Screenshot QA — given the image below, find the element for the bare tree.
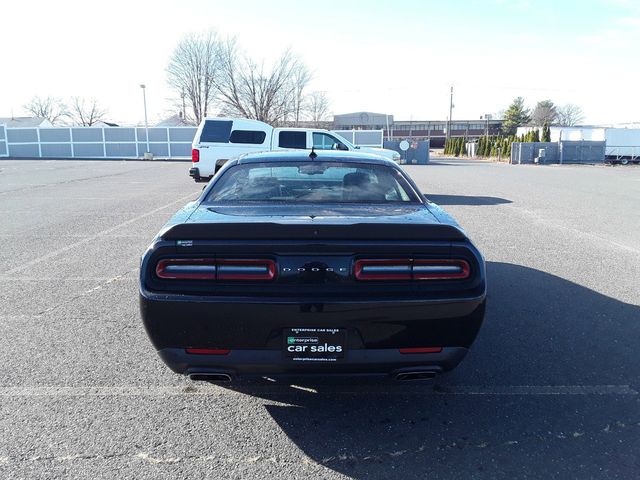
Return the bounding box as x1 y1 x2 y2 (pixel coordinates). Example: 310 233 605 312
215 45 311 126
166 30 221 125
530 99 557 126
306 91 330 125
68 97 108 126
556 104 585 126
23 96 68 125
290 62 311 126
166 32 313 126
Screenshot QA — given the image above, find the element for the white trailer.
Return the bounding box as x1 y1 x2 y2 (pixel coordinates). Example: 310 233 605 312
604 128 640 164
516 126 640 164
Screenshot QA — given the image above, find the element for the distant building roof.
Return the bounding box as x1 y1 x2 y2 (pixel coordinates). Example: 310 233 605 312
0 116 52 128
333 112 393 127
155 114 194 127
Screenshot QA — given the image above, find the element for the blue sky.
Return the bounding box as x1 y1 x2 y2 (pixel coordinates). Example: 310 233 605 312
1 0 638 125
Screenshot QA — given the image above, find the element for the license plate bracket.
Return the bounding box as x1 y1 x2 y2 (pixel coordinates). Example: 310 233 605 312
284 327 346 363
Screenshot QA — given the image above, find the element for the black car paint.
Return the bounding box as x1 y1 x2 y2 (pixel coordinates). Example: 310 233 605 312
140 152 486 380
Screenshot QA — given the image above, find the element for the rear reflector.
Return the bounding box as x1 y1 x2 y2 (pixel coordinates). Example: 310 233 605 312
355 259 470 281
156 258 276 281
192 148 200 163
399 347 443 354
185 348 231 355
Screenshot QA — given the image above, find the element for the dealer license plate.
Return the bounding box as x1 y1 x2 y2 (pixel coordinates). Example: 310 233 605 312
284 327 346 363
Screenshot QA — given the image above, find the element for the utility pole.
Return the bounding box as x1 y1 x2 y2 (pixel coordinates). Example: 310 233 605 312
385 114 390 141
484 113 492 138
140 84 150 156
447 86 454 141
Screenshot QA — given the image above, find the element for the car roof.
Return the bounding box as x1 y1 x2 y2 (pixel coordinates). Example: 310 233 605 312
236 150 397 166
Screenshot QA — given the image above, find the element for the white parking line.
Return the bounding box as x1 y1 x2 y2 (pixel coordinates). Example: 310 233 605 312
506 204 640 256
4 192 198 275
0 384 635 397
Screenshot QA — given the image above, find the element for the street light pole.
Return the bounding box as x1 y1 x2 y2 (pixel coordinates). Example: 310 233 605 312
140 84 150 155
447 85 454 141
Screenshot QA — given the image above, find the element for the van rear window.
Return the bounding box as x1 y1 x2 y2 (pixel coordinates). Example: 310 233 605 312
229 130 267 144
278 131 306 149
199 120 233 143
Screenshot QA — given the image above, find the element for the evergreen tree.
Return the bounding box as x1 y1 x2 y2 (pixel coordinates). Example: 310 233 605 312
542 123 551 142
502 97 530 135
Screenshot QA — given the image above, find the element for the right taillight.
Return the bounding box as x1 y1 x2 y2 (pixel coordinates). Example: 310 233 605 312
412 259 470 280
192 148 200 163
355 259 470 281
354 259 412 281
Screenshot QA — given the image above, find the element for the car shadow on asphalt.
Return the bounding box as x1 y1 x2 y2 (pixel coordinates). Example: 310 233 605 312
426 194 512 206
220 262 639 478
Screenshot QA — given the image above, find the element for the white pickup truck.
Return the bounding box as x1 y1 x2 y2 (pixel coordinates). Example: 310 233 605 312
189 117 400 182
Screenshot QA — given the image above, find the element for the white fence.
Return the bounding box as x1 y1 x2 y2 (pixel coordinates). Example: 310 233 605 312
0 125 385 159
1 125 197 159
0 125 7 157
333 129 383 147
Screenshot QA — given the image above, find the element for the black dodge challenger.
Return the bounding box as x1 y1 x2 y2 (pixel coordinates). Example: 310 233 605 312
140 151 486 382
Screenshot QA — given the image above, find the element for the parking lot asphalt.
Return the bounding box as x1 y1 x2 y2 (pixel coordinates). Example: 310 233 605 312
0 158 638 479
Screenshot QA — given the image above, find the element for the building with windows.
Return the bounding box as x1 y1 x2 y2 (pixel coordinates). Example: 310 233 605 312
333 112 503 147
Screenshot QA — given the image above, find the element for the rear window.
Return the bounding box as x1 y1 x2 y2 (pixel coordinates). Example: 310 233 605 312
278 131 306 149
199 120 232 143
206 161 419 203
229 130 267 144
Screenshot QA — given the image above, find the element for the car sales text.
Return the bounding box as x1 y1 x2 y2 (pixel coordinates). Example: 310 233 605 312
287 343 343 353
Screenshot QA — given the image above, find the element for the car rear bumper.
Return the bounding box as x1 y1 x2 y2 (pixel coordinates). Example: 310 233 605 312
159 346 469 379
140 291 485 376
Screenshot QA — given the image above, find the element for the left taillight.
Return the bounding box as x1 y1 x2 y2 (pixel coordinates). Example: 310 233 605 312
192 148 200 163
155 258 276 281
355 259 470 281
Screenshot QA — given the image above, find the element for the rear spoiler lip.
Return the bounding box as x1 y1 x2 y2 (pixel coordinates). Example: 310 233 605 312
160 222 467 241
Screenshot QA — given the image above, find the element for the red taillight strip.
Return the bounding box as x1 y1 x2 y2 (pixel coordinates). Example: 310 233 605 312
185 348 231 355
355 259 471 281
399 347 443 354
192 148 200 163
354 259 412 281
412 259 470 280
217 259 276 281
156 259 217 280
155 258 276 281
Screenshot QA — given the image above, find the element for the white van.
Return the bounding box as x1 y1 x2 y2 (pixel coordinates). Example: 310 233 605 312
189 117 400 182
